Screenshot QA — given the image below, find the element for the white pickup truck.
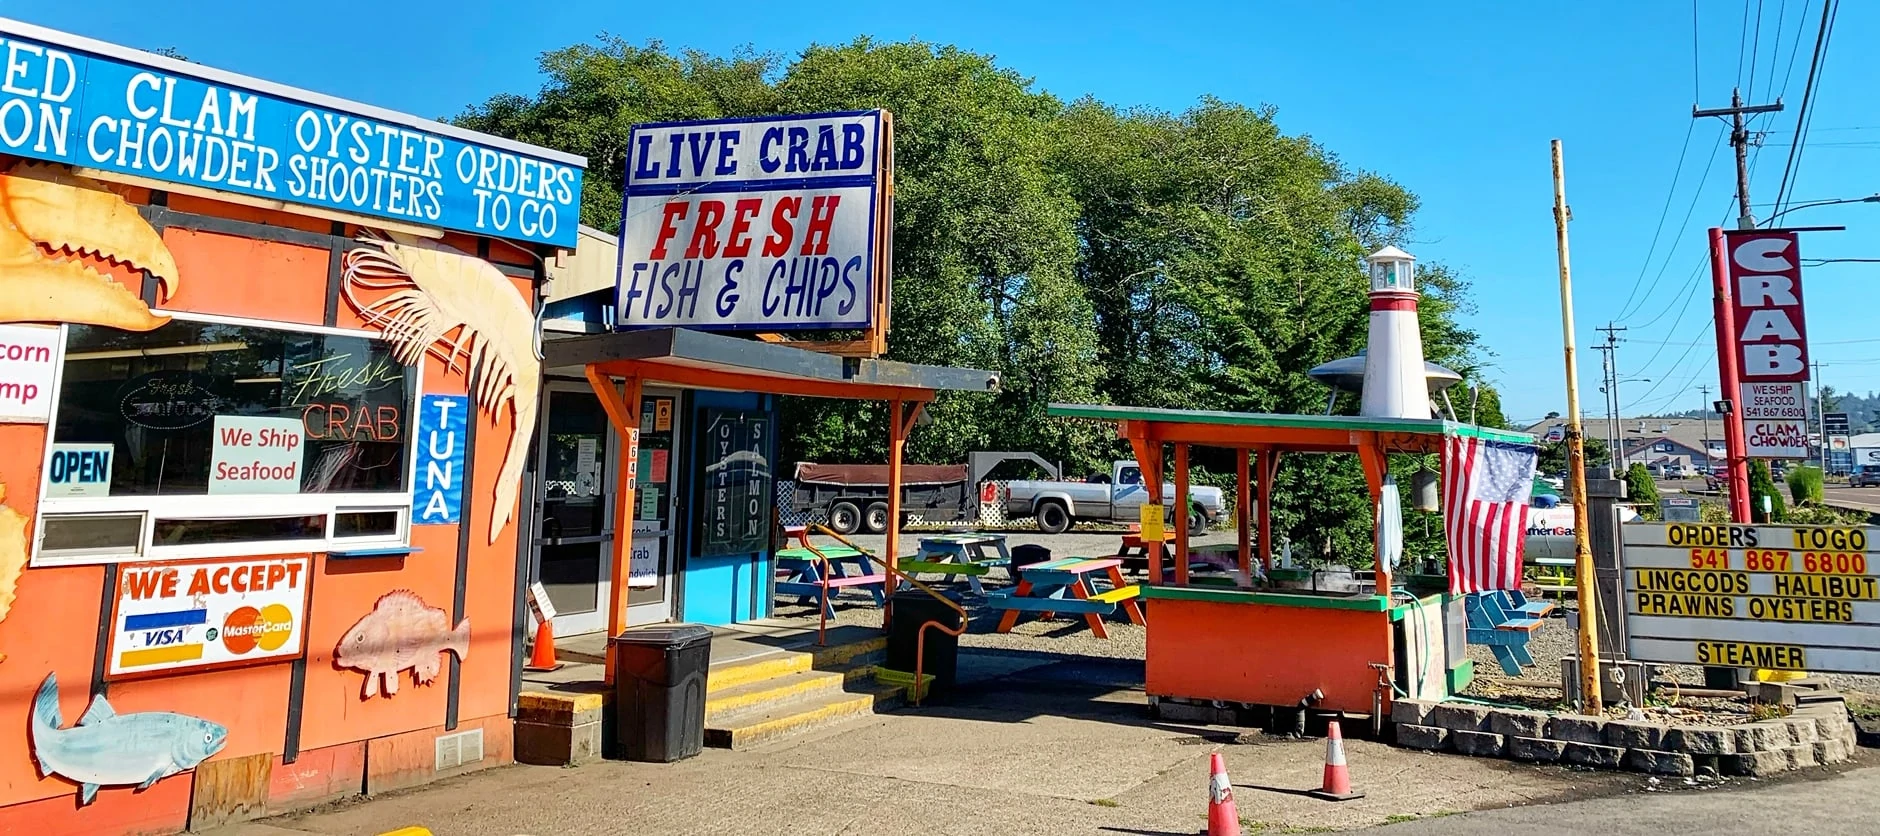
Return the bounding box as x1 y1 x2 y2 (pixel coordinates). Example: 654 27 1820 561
1004 460 1224 535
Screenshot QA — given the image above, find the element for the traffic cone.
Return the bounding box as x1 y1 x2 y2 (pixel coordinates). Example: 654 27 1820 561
524 619 563 672
1205 751 1241 836
1306 720 1364 801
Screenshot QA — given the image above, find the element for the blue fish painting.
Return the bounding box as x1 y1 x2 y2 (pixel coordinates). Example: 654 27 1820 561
30 672 228 805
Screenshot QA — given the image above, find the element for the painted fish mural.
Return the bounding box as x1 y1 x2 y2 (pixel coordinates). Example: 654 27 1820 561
30 672 227 805
337 590 470 699
342 230 540 544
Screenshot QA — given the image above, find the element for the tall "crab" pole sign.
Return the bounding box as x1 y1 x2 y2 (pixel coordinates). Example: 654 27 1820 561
1726 230 1810 460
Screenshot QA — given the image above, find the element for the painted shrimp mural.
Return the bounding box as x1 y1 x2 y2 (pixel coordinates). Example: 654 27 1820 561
0 161 180 661
342 231 540 543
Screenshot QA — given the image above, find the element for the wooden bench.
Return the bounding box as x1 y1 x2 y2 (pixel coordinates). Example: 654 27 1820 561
988 557 1145 639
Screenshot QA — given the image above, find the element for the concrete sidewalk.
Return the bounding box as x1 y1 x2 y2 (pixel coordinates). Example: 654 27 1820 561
227 654 1657 836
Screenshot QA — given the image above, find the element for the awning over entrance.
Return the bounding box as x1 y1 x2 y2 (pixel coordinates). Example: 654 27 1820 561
545 328 999 401
551 328 996 682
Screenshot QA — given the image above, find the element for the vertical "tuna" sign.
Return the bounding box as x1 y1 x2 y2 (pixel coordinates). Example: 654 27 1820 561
1728 231 1810 458
616 112 890 331
413 395 467 524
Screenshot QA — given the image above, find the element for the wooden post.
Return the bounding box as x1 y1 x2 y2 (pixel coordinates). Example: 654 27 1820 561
1551 139 1603 714
1125 425 1164 587
1235 447 1252 585
585 366 642 685
886 400 907 581
1173 443 1190 587
1257 450 1279 572
1357 442 1390 595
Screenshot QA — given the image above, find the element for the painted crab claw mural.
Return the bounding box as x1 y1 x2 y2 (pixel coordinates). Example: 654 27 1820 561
0 162 180 332
343 230 540 543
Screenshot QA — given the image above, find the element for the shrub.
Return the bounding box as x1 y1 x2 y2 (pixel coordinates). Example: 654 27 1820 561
1749 461 1787 523
1787 466 1825 506
1625 463 1660 520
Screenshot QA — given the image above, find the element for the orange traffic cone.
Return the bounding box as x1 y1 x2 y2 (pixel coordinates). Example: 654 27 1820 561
524 619 563 672
1306 720 1364 801
1206 751 1241 836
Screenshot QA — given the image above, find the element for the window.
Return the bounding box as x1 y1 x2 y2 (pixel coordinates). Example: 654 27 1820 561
35 316 418 565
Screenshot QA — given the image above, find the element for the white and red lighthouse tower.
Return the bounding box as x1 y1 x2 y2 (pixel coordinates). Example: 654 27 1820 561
1359 246 1430 419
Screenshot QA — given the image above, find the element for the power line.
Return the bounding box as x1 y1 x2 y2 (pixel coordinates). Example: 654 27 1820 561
1615 120 1698 320
1693 0 1704 101
1737 0 1753 88
1772 0 1839 217
1746 0 1766 100
1616 133 1727 322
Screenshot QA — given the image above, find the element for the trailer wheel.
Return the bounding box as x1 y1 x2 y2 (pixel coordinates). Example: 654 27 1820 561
1035 500 1071 535
829 501 863 535
863 502 890 534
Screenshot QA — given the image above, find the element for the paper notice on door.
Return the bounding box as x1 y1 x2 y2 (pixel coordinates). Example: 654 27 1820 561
575 437 600 496
654 399 673 432
628 538 660 587
640 486 661 520
650 449 669 483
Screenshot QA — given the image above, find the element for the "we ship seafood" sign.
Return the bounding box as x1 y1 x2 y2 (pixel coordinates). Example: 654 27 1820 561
615 112 890 331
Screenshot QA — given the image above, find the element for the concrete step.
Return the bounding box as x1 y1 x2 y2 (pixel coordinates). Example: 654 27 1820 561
706 635 886 692
703 681 905 750
704 663 877 724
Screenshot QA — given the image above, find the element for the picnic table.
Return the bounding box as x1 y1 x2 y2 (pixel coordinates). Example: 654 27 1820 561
900 533 1012 595
1113 534 1223 580
775 529 887 617
987 557 1144 639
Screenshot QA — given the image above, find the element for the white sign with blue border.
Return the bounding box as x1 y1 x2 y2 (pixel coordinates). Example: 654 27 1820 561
616 111 886 331
0 19 585 247
413 394 468 524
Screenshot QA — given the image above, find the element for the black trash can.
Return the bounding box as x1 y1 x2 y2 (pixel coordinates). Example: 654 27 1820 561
886 593 966 695
612 624 712 762
1010 543 1052 577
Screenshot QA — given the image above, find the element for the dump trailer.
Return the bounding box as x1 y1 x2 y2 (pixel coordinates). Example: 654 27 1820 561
789 451 1060 534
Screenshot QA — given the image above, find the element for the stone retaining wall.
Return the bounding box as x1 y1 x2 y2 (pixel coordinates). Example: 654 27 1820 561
1392 692 1856 777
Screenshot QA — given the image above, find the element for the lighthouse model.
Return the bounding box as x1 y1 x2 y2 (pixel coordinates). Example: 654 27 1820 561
1359 246 1431 419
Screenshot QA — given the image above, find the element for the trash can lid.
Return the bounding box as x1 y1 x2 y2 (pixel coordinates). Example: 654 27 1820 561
613 623 713 649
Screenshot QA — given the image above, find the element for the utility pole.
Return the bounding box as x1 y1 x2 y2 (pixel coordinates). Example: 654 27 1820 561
1815 361 1829 473
1693 89 1784 229
1595 343 1616 465
1551 140 1603 715
1598 323 1627 467
1699 384 1714 473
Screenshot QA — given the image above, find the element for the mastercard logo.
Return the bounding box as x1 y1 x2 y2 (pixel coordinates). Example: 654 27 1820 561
221 603 294 654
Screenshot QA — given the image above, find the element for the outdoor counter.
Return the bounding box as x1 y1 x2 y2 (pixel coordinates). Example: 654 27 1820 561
1143 585 1456 715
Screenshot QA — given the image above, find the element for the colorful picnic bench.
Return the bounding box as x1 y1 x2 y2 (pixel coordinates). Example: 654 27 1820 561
775 544 887 617
1464 592 1544 676
987 557 1145 639
900 533 1013 595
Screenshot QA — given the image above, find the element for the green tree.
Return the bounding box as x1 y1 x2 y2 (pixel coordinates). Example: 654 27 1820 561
1625 463 1660 520
1537 437 1611 474
1749 461 1787 523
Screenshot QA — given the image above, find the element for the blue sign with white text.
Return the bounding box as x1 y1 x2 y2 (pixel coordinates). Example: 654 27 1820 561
413 395 468 524
0 22 584 247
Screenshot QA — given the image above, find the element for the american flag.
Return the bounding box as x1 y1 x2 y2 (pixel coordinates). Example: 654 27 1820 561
1443 435 1537 594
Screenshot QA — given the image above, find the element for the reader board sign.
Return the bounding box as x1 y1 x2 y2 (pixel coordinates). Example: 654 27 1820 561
1622 522 1880 673
0 322 60 423
616 111 888 331
106 555 312 678
0 20 583 246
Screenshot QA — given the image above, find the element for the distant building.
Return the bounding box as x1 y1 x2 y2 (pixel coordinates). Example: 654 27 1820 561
1523 416 1724 473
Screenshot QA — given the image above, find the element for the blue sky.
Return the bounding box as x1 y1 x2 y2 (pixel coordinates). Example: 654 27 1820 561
10 0 1878 424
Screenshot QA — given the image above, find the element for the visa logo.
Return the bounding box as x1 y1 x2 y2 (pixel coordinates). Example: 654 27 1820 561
143 629 187 646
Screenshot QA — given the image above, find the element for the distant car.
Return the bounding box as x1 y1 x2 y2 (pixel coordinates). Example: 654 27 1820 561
1851 465 1880 489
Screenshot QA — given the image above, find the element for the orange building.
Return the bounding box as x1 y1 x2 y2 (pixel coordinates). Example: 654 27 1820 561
0 19 584 833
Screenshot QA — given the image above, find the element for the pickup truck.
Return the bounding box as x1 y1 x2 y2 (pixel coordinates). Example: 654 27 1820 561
1004 461 1224 535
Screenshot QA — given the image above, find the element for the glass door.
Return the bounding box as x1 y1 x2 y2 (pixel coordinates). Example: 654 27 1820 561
534 385 612 636
627 389 680 625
